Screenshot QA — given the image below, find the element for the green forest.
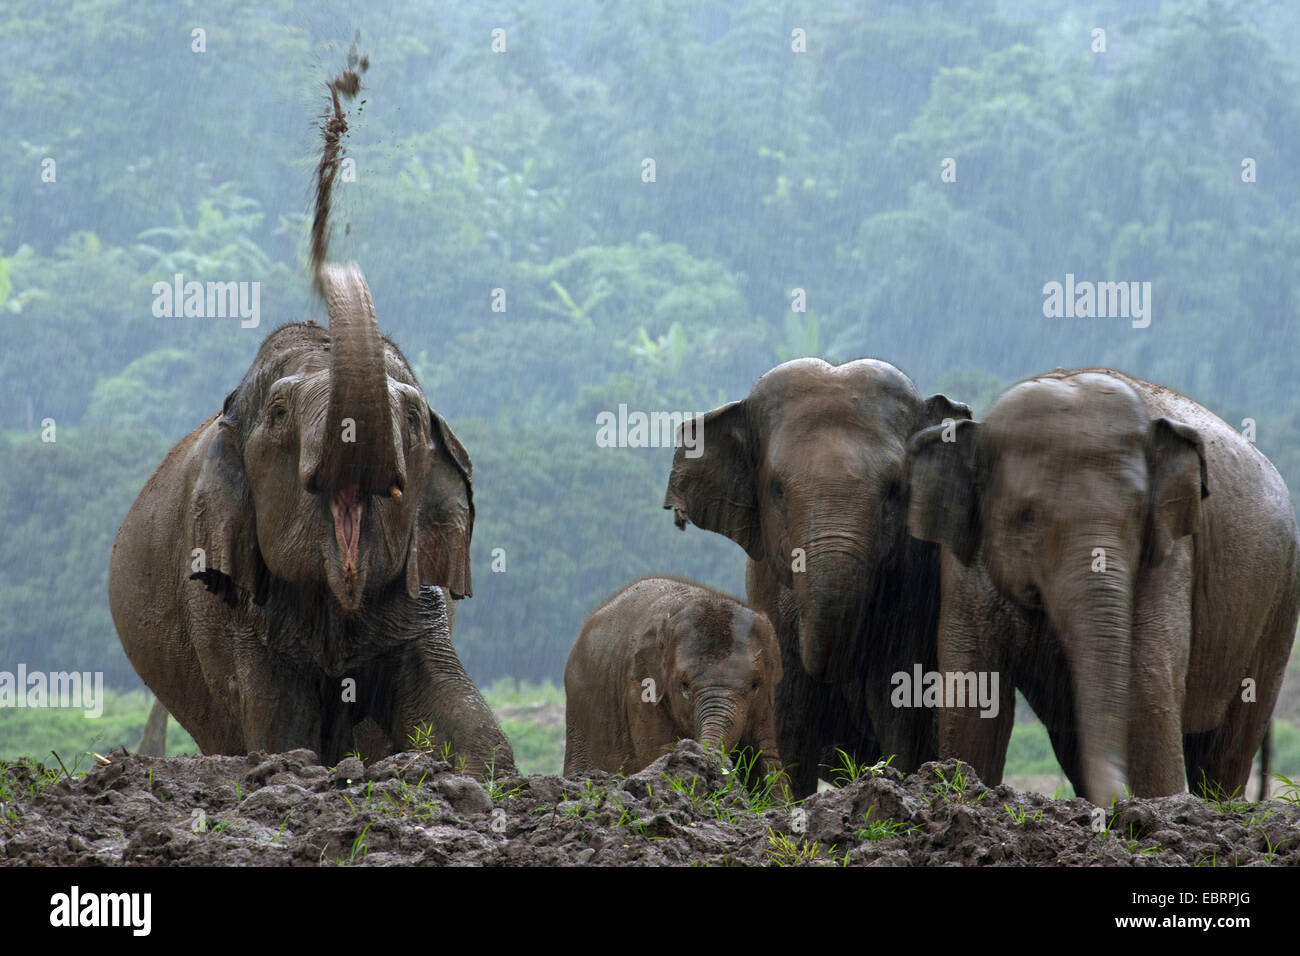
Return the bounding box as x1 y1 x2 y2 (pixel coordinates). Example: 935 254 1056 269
0 0 1297 776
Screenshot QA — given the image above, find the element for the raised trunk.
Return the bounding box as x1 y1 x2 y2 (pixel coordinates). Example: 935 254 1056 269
1045 537 1133 806
315 262 402 499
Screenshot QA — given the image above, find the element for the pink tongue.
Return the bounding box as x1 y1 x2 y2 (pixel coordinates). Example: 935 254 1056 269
331 487 362 577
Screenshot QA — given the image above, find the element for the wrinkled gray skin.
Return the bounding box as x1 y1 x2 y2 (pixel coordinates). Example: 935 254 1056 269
109 264 514 774
665 358 969 796
908 369 1299 805
564 576 784 784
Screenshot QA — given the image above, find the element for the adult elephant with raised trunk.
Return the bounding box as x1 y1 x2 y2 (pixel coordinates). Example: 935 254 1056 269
108 261 515 774
907 368 1299 805
665 358 969 796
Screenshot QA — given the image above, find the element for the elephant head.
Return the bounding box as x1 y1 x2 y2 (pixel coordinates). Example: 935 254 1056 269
665 358 968 681
907 371 1207 803
635 600 782 755
188 262 473 615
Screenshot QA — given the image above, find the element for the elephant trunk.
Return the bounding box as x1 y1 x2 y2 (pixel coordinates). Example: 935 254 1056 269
1045 535 1134 806
694 689 746 756
795 534 869 682
315 261 403 500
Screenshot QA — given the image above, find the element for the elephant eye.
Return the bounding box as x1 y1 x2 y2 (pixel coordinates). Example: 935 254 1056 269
1014 505 1035 527
770 479 784 501
680 680 690 699
406 407 421 431
267 403 288 424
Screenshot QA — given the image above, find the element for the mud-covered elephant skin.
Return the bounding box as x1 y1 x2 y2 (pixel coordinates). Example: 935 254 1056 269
564 576 784 784
907 368 1299 805
108 264 514 774
665 358 970 796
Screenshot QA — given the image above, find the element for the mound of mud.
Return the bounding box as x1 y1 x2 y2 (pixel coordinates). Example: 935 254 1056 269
2 743 1296 866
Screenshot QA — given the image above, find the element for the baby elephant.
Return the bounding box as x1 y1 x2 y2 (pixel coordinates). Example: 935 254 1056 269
564 576 785 784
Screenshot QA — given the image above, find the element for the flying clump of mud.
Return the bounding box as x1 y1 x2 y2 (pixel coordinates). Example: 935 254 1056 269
310 39 370 291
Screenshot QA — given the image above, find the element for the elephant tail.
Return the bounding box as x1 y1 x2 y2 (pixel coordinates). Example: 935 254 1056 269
1257 722 1272 802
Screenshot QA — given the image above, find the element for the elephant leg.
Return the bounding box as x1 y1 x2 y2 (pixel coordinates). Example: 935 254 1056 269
319 689 360 766
236 664 324 755
564 721 590 777
860 637 931 773
1188 578 1298 799
1041 727 1084 796
1019 623 1086 794
226 628 323 753
134 696 169 757
827 700 880 779
936 640 1013 784
773 656 831 796
738 695 791 800
351 716 394 763
935 571 1013 785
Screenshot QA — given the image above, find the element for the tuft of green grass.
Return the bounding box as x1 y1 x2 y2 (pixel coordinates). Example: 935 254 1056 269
766 830 836 866
930 764 986 804
1271 773 1300 806
612 799 648 836
828 749 894 787
347 822 372 864
857 807 918 841
1121 822 1159 855
480 758 523 801
1003 802 1043 825
1195 774 1251 813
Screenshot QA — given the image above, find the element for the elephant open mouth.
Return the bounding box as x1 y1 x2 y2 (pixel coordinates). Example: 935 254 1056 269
330 486 363 578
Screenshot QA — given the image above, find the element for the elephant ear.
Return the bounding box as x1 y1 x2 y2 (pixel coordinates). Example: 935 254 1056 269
1143 417 1207 566
410 409 474 600
189 408 268 606
921 393 973 429
663 400 762 561
631 615 671 706
906 418 982 566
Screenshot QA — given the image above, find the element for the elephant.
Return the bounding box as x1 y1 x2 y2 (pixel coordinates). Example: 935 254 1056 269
107 262 515 774
134 696 168 757
664 358 970 796
563 576 785 786
907 368 1299 805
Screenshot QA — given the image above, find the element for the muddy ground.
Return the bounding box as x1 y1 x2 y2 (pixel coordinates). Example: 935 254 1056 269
2 742 1296 866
